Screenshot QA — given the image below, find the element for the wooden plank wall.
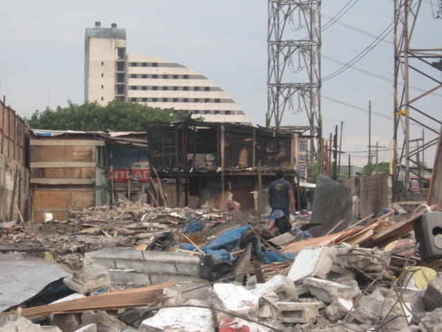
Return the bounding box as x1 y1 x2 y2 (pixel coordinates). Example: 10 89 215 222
30 138 104 222
0 99 29 221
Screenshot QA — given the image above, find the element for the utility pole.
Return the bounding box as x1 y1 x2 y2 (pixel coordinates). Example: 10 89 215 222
348 154 351 178
267 0 322 157
338 121 344 174
368 100 372 165
375 141 379 164
333 125 338 179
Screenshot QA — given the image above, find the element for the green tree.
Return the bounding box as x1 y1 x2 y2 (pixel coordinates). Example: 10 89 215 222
28 101 185 131
362 162 390 176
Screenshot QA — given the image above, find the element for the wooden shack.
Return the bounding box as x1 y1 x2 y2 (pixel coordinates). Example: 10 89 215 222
30 131 107 222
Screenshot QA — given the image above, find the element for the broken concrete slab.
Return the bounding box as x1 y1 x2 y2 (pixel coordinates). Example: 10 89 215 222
81 311 128 332
139 307 214 332
419 308 442 332
423 276 442 311
287 247 335 283
303 277 360 304
0 253 69 312
84 248 202 288
164 280 212 306
0 314 62 332
325 298 353 322
74 324 97 332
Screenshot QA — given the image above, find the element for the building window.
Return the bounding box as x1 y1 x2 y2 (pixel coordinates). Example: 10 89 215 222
173 75 179 79
101 96 104 101
204 87 210 91
152 86 158 90
183 75 189 79
116 85 125 95
116 73 125 83
152 63 158 67
204 98 210 103
101 61 104 66
183 86 189 91
173 98 179 102
101 84 104 89
152 98 158 102
142 86 147 90
142 98 148 102
193 98 199 102
117 47 126 59
215 99 221 103
152 74 158 79
183 98 189 102
173 86 178 91
101 73 104 78
226 111 232 115
116 62 125 71
142 62 148 67
163 75 169 79
163 98 168 102
163 86 169 91
130 62 138 67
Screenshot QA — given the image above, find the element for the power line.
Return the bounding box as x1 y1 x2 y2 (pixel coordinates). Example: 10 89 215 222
323 0 360 31
323 22 394 82
322 95 391 120
323 55 442 98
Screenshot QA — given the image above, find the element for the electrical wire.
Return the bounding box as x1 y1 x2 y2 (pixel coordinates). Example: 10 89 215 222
322 0 360 31
323 55 442 98
323 22 394 82
322 95 392 120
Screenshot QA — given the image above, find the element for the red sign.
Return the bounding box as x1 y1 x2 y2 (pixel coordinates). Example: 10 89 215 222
108 168 151 183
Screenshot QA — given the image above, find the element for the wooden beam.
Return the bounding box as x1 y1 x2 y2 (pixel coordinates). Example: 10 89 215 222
31 178 95 185
21 282 174 319
31 139 105 147
31 162 97 168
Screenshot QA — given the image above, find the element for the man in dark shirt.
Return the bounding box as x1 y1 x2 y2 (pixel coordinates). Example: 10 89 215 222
268 170 296 234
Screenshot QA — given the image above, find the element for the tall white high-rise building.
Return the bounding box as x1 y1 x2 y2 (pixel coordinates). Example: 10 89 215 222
85 22 250 123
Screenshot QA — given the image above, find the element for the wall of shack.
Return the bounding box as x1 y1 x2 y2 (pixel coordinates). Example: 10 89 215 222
0 100 29 221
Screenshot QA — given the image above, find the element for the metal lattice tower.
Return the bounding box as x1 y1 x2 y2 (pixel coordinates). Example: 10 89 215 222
393 0 442 198
266 0 322 154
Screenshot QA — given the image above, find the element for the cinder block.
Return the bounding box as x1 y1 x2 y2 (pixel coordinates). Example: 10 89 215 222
276 301 321 323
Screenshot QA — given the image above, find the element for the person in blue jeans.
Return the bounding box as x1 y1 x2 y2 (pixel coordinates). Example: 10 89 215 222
268 170 296 234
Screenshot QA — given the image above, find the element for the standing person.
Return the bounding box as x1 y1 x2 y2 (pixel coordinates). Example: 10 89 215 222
268 170 296 234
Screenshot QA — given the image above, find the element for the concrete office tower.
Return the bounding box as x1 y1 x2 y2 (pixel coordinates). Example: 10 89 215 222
85 22 127 105
84 22 250 124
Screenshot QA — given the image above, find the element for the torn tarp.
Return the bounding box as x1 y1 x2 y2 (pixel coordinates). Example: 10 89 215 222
180 225 293 266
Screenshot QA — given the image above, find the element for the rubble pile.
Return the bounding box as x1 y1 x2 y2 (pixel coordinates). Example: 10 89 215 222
0 201 242 270
4 202 442 331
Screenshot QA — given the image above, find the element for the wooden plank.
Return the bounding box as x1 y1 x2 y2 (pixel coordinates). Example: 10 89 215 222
31 162 97 168
282 228 362 254
31 139 105 146
32 189 95 210
31 178 95 185
31 146 96 163
21 282 174 319
31 167 96 179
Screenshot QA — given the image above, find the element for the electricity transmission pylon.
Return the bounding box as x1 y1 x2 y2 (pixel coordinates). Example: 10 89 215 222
393 0 442 199
266 0 322 156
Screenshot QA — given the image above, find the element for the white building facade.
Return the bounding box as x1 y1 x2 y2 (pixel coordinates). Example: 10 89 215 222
85 22 250 123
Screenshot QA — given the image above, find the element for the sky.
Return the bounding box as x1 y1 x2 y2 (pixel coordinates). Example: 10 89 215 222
0 0 440 166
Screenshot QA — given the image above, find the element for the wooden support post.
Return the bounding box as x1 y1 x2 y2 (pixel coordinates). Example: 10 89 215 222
176 176 181 207
252 127 256 168
257 167 263 216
